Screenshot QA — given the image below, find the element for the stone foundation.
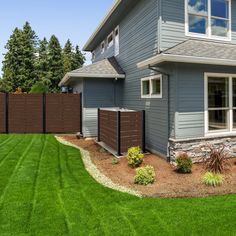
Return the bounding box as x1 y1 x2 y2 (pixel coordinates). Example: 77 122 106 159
169 136 236 163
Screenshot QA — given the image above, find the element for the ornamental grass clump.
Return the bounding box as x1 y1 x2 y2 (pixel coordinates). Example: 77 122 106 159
202 172 224 187
176 153 192 173
127 146 144 168
134 165 155 185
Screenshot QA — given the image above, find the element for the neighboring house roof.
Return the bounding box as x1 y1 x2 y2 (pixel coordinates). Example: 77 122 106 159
137 39 236 69
83 0 136 51
59 57 125 86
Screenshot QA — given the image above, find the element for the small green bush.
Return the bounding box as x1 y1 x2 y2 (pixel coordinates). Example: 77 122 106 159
112 158 119 165
176 153 192 173
134 165 155 185
202 172 224 187
127 147 144 168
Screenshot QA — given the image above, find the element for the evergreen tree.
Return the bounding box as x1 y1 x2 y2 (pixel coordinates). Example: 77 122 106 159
21 22 38 91
36 37 51 87
2 27 23 92
47 35 64 92
63 39 73 73
2 22 37 92
72 45 85 70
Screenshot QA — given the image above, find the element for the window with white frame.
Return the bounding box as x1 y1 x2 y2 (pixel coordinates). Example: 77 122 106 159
101 41 105 54
186 0 231 40
205 73 236 134
141 75 162 98
92 51 95 61
114 26 119 56
107 32 114 48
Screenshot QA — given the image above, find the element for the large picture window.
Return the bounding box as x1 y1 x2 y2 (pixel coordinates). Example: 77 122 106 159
205 73 236 134
186 0 231 40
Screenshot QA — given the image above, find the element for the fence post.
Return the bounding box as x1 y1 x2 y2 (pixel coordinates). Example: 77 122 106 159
97 108 100 142
5 93 9 134
117 111 121 156
43 93 46 133
142 110 146 153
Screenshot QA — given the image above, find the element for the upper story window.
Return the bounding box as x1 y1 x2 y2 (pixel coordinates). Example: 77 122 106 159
114 26 119 56
92 51 95 61
107 32 114 48
101 41 105 54
186 0 231 40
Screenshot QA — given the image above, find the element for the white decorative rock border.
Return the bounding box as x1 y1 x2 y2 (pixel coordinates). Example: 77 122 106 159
55 136 142 198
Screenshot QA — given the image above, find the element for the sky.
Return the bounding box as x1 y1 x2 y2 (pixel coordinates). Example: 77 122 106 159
0 0 114 75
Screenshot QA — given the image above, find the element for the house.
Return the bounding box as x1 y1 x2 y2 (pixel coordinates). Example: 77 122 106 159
59 0 236 162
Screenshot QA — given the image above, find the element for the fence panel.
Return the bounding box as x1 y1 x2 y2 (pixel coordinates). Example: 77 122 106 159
0 94 6 133
0 93 81 134
8 94 43 133
45 94 81 133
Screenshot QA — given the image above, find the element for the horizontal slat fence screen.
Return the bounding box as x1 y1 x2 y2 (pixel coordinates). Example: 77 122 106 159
46 94 81 133
99 110 118 151
0 93 81 134
0 93 6 133
98 109 145 155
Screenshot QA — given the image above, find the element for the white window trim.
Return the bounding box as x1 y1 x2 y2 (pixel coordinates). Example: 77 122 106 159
204 72 236 137
92 51 95 61
185 0 232 41
101 41 105 54
114 25 120 56
141 75 162 99
107 31 114 48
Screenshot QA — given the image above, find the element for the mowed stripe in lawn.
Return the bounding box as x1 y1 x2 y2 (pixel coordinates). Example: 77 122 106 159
0 135 235 236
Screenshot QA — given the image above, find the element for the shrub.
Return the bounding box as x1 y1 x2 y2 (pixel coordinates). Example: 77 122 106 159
204 145 230 174
134 165 155 185
30 81 49 94
112 158 119 165
127 147 144 168
176 153 192 173
202 172 224 187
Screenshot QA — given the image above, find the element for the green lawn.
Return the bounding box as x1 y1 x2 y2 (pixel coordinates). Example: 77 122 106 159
0 134 235 236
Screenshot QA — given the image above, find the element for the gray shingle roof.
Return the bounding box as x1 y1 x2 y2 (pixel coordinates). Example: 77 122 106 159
164 39 236 60
59 57 125 86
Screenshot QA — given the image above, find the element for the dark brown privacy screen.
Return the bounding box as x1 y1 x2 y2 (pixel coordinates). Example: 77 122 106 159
46 94 81 133
99 110 118 151
0 93 6 133
0 93 81 134
98 109 145 155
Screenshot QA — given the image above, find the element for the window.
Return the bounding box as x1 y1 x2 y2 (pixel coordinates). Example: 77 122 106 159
141 75 162 98
186 0 231 40
114 26 119 56
101 41 105 54
92 51 95 61
205 73 236 135
107 32 114 48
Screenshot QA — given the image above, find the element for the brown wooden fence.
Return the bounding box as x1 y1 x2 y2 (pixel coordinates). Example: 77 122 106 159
98 109 145 155
0 93 81 134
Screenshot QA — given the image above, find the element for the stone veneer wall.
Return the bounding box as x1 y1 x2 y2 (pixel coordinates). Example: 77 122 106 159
169 136 236 163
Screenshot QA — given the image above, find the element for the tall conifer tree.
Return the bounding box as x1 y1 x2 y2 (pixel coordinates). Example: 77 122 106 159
48 35 64 92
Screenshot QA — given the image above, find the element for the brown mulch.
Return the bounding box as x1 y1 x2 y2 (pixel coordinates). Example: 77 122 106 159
60 135 236 198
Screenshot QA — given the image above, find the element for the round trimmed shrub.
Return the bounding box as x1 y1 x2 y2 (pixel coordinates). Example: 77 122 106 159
127 146 144 168
134 165 155 185
176 153 192 173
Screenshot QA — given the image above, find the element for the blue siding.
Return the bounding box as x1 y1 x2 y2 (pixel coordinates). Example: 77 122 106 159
115 0 169 155
160 0 236 51
173 63 236 139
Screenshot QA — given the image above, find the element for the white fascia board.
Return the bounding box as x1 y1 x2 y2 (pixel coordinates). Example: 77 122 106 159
83 0 122 51
59 72 125 87
137 54 236 69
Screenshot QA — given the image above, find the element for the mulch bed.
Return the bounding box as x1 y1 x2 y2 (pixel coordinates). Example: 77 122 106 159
61 135 236 198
